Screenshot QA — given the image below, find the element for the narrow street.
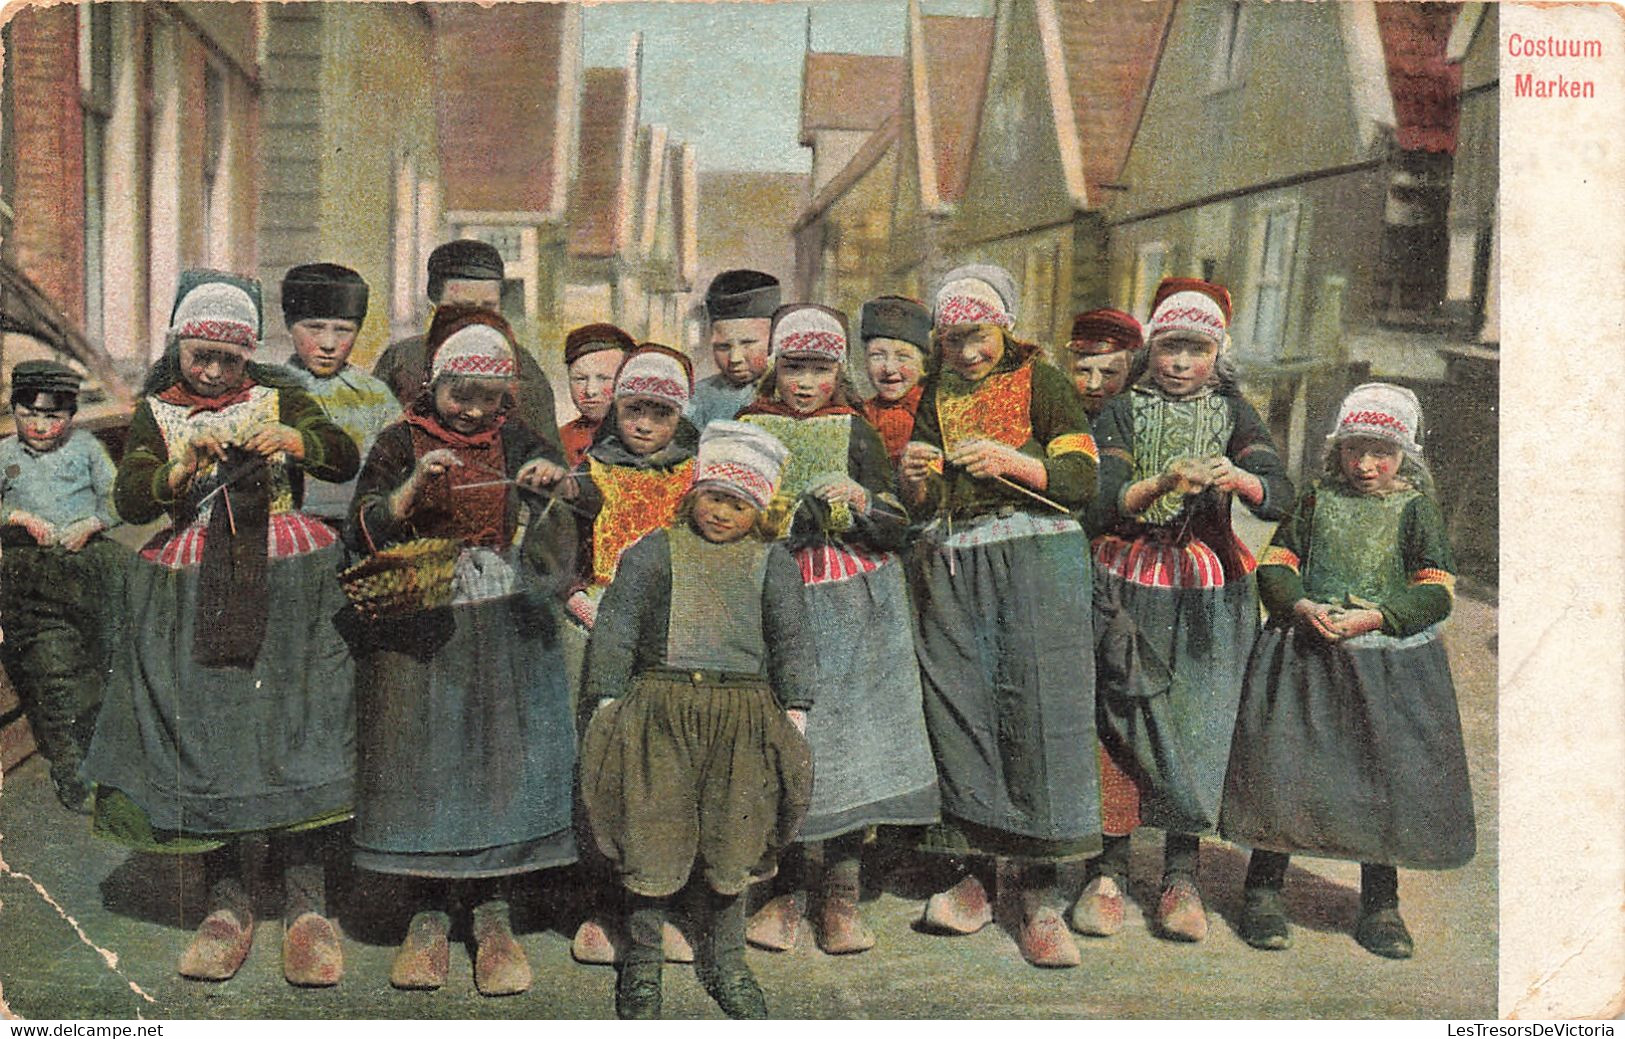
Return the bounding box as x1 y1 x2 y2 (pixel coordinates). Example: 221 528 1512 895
0 594 1496 1019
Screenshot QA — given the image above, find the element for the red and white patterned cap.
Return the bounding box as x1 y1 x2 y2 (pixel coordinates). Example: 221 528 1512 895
692 420 788 509
615 346 693 411
429 323 516 382
170 281 260 352
1328 382 1423 455
1148 289 1229 342
933 264 1018 331
770 304 848 363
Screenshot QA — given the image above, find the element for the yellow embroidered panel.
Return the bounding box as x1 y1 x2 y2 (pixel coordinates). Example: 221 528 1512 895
935 365 1033 453
589 458 696 586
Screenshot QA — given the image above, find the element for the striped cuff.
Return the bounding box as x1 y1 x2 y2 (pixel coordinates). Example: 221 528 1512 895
1411 567 1457 598
1259 545 1300 573
1046 432 1098 461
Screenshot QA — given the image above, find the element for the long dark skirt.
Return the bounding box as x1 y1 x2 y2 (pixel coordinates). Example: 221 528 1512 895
909 513 1100 859
352 593 577 878
580 672 812 898
83 539 353 841
1220 623 1476 868
796 551 939 841
1093 562 1257 836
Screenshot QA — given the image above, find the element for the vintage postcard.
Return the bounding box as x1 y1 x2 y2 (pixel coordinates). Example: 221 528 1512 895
0 0 1616 1022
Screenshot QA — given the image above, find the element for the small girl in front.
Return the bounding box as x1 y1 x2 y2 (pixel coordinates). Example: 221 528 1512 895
579 420 813 1020
1087 277 1292 943
1221 383 1474 959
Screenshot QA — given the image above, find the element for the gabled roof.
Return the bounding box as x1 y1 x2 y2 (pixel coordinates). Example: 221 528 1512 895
1048 0 1175 200
1375 1 1461 153
919 15 994 206
795 111 900 232
799 52 906 144
569 65 640 259
434 3 577 218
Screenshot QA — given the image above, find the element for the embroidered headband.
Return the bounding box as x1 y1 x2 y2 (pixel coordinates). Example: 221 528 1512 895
171 281 261 352
691 419 789 509
1327 382 1423 455
430 324 516 381
770 304 848 363
615 346 693 412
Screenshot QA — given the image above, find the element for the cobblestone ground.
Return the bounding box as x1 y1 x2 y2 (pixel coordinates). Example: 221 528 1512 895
0 589 1496 1020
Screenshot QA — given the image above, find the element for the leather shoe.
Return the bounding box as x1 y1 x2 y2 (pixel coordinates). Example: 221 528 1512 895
1237 888 1292 951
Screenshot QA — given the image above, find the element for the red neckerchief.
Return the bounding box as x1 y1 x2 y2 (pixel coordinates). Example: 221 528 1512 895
404 398 507 449
155 378 259 417
736 396 858 420
864 384 924 414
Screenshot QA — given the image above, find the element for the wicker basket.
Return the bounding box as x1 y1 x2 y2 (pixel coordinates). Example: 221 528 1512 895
339 537 461 620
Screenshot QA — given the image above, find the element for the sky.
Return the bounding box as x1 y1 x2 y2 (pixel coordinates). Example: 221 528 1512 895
582 0 991 173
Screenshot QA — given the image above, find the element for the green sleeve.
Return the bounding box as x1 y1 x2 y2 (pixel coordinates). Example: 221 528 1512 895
1226 396 1293 521
1028 362 1096 510
1256 488 1315 619
762 542 818 710
1085 394 1134 535
1377 494 1457 636
279 386 361 485
581 530 669 703
905 378 947 519
845 417 909 550
113 401 178 525
343 423 417 553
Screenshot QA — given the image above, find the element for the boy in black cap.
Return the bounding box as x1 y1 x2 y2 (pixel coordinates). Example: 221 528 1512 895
282 263 400 522
371 239 560 447
685 270 780 430
0 360 125 812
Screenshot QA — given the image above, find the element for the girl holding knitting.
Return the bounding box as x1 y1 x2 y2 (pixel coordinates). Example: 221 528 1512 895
82 270 361 987
1085 277 1292 943
578 420 813 1019
898 264 1101 969
343 305 579 996
733 303 939 958
1220 383 1474 959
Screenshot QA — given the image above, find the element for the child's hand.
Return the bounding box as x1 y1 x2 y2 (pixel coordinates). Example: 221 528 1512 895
516 458 575 498
1293 599 1342 642
899 442 942 487
566 590 598 629
807 475 868 511
413 449 463 483
9 510 57 547
240 422 305 460
171 433 228 491
57 518 104 553
1163 457 1213 496
1205 457 1264 505
786 708 808 735
948 439 1022 480
1325 607 1384 639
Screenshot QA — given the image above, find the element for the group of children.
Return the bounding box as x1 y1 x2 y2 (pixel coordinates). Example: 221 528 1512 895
1 249 1475 1019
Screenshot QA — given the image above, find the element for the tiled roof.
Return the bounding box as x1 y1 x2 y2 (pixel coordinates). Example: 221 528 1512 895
435 3 571 214
921 15 994 204
1375 1 1461 154
569 67 637 258
800 52 906 142
1050 0 1175 199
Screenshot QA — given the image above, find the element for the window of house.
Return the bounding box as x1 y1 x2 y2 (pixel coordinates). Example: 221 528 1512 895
80 3 113 341
1208 2 1248 92
1132 242 1168 321
1243 202 1300 359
